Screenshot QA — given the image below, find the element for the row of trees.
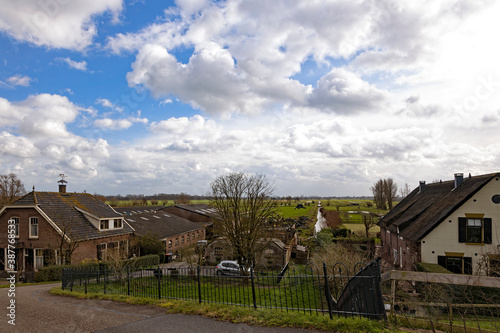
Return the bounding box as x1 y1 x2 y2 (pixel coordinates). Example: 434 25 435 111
370 178 398 210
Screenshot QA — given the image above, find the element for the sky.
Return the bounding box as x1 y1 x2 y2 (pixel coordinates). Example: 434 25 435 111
1 0 500 197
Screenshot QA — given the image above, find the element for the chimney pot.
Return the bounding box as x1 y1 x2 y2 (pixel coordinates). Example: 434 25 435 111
419 181 426 192
58 176 67 194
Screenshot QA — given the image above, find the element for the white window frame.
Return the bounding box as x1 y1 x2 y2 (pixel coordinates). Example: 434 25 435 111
29 217 39 238
12 217 19 238
100 219 109 230
114 218 123 229
35 249 44 270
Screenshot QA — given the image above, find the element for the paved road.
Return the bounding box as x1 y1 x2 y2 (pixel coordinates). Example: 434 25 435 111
0 283 326 333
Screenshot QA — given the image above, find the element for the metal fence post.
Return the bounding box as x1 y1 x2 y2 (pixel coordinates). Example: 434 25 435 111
127 266 130 296
251 266 257 309
323 263 333 319
103 266 106 294
157 265 161 300
197 265 202 304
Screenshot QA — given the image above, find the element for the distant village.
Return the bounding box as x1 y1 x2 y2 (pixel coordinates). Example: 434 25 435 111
1 172 499 281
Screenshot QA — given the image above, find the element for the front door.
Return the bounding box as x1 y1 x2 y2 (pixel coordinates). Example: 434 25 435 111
25 249 34 271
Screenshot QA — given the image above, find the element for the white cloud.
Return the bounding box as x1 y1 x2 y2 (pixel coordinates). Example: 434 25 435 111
0 94 79 137
0 0 123 50
94 118 133 130
159 99 172 105
94 114 148 130
95 98 123 112
6 74 32 87
57 57 88 71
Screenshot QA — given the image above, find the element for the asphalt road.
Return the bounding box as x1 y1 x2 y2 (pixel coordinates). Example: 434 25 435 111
0 283 327 333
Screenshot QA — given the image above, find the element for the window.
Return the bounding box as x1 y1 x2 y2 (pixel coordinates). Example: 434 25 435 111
35 249 44 269
114 219 122 229
100 220 109 230
168 240 172 248
97 243 107 261
12 217 19 237
187 233 190 242
181 236 184 244
175 238 179 246
215 247 223 255
119 240 129 256
438 255 472 274
30 217 39 238
55 249 62 266
458 217 492 244
466 219 481 243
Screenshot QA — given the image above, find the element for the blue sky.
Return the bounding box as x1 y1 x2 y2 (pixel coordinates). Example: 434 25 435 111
1 0 500 197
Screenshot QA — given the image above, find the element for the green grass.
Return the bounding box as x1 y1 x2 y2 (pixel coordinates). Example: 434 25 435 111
50 286 395 333
343 223 380 237
64 274 327 311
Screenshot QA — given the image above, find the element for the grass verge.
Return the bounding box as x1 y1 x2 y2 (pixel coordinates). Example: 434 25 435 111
50 287 399 332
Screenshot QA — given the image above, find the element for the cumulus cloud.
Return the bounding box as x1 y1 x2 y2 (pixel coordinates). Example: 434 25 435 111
0 94 79 137
0 0 123 50
307 68 388 113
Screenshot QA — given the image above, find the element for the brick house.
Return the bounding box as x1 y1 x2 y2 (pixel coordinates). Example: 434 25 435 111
0 181 134 274
205 238 293 267
120 209 205 254
378 173 500 275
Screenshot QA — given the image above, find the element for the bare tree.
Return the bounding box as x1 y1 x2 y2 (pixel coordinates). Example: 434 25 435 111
370 178 398 210
359 210 378 238
383 178 398 210
371 179 387 210
208 172 276 270
399 183 411 199
0 173 26 205
175 193 191 204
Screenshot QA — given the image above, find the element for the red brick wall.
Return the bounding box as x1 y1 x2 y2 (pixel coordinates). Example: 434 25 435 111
163 227 205 253
380 227 420 271
0 207 133 268
0 207 63 251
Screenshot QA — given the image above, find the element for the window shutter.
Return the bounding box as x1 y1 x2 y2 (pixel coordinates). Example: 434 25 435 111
464 257 472 275
458 217 467 243
438 256 446 269
484 218 492 244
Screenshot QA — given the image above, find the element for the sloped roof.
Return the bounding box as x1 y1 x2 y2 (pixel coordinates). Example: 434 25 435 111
174 204 218 217
378 173 499 242
124 211 203 239
113 205 166 215
10 191 133 241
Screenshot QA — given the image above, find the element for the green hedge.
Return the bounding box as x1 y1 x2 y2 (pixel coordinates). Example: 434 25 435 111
34 254 161 282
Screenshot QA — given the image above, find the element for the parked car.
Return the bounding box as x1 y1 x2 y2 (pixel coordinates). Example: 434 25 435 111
215 260 246 275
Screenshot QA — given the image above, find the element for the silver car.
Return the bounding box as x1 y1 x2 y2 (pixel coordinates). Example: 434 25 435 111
215 260 242 275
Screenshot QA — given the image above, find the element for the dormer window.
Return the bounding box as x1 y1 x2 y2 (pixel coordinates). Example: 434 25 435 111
114 219 122 229
100 220 109 230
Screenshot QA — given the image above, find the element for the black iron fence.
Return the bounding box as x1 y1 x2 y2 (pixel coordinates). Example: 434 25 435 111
62 258 385 320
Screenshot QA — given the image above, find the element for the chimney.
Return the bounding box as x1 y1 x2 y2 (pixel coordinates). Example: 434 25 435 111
454 173 464 188
418 181 426 193
58 174 67 194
